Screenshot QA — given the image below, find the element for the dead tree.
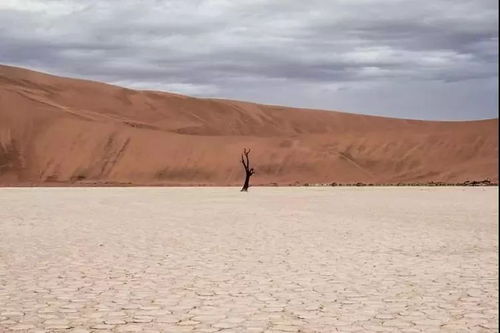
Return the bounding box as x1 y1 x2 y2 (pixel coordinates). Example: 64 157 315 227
240 148 255 191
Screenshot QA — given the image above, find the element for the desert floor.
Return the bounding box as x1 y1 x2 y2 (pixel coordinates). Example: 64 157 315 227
0 187 498 333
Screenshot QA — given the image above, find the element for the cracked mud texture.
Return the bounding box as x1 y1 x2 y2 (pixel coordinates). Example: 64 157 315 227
0 187 498 332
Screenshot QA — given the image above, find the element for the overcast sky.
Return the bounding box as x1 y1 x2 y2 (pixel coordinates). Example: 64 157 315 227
0 0 498 120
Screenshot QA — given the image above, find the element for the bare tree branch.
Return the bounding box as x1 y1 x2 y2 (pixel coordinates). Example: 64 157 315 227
241 154 248 168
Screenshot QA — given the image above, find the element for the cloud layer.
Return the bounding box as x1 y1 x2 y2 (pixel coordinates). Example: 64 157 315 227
1 0 498 119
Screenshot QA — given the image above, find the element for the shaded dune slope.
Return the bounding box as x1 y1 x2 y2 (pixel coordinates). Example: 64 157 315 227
0 64 498 185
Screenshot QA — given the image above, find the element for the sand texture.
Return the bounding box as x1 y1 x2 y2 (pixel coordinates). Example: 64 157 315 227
0 187 498 332
0 65 498 186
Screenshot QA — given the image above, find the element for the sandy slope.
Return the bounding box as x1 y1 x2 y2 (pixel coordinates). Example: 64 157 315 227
0 64 498 185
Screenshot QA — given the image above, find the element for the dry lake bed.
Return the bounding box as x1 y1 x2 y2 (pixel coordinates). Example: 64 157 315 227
0 187 498 332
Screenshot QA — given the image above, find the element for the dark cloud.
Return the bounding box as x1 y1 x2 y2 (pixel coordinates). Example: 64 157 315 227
0 0 497 119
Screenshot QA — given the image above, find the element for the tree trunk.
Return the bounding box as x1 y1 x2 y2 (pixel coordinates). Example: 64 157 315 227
241 172 251 191
240 148 254 192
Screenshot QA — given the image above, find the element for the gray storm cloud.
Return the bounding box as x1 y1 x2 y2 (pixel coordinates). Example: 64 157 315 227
0 0 497 120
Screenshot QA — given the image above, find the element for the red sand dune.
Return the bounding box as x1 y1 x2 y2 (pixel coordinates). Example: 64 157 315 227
0 64 498 186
